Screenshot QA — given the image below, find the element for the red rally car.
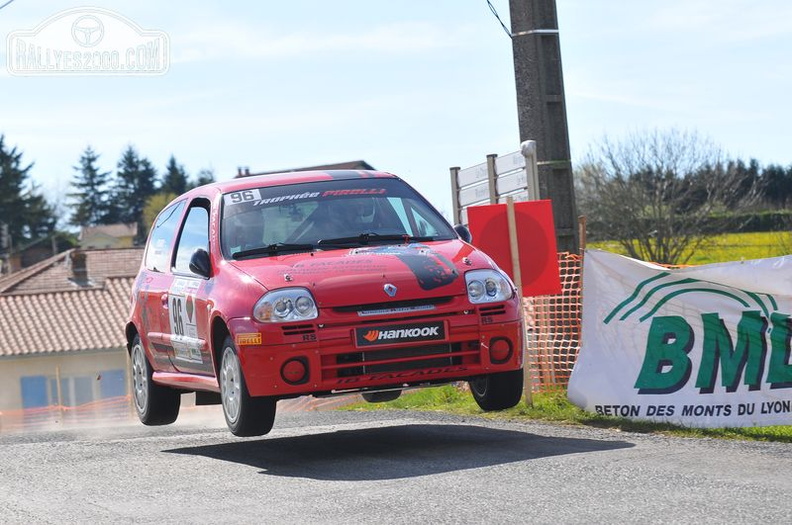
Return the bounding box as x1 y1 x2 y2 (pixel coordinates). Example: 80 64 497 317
127 170 525 436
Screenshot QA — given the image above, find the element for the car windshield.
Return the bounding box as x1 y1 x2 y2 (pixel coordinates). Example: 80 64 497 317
221 177 457 259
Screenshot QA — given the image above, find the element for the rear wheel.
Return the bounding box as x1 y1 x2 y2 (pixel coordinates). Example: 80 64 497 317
220 336 276 437
361 390 402 403
469 369 524 411
130 336 180 425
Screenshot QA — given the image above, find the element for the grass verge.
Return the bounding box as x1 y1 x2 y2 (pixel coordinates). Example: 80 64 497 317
343 385 792 443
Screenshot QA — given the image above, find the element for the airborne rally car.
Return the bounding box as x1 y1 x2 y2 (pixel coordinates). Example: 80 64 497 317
127 170 524 436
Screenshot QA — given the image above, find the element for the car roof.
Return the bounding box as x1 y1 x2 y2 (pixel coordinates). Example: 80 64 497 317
189 169 400 197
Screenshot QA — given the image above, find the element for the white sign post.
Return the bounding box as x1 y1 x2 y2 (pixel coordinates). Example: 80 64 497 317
449 140 539 226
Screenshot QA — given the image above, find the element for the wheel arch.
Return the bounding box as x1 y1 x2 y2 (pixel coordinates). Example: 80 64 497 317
210 315 230 377
125 322 139 354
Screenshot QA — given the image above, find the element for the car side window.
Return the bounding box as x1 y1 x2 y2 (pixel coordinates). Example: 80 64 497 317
173 202 210 275
145 200 185 272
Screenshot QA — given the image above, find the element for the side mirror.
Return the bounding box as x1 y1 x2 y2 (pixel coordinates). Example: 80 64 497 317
189 248 211 278
454 224 472 243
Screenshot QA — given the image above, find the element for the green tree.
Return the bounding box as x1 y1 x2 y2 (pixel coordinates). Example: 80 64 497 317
762 164 792 208
142 192 178 233
110 146 158 239
68 146 112 227
160 155 188 195
190 167 215 189
576 129 760 264
0 135 56 251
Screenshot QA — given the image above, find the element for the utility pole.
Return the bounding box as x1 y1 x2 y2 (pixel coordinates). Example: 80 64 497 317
509 0 579 253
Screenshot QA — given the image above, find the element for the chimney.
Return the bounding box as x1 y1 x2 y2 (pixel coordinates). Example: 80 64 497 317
244 166 250 176
69 250 89 285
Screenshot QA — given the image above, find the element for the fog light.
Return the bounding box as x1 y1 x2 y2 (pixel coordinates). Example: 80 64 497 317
281 358 309 385
489 337 513 364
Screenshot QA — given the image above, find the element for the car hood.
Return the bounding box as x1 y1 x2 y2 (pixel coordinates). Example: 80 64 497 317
227 240 491 307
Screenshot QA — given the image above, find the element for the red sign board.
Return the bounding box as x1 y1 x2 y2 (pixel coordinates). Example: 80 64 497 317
467 200 561 296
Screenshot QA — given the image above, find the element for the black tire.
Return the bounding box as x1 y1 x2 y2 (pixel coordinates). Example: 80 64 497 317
361 390 402 403
130 335 181 425
469 369 524 411
219 336 277 437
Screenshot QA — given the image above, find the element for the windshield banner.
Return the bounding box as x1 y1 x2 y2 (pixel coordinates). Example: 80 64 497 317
568 249 792 428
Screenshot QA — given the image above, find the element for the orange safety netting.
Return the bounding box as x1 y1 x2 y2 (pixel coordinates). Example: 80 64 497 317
0 396 133 433
524 252 583 392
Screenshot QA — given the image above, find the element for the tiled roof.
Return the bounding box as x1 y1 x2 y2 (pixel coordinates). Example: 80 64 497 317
0 277 133 356
0 248 144 356
0 248 143 295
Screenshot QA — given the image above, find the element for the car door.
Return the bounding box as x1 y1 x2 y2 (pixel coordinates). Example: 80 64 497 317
165 198 213 375
139 199 186 371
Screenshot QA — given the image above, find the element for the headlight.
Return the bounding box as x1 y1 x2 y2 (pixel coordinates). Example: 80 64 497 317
465 269 514 304
253 287 318 323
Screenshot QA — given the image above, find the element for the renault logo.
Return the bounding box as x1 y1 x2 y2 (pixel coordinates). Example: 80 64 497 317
384 284 397 297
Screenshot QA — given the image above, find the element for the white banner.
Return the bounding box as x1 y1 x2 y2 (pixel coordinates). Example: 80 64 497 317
568 250 792 428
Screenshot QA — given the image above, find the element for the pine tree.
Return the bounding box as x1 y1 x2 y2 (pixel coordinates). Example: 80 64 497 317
68 146 112 227
160 155 188 195
190 168 216 189
110 146 158 242
0 135 56 250
111 146 157 224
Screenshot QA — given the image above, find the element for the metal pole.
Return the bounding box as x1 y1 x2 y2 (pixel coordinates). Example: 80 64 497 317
449 167 461 224
486 154 499 204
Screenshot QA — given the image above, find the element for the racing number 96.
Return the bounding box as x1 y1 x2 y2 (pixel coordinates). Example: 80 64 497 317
172 297 184 336
230 190 256 204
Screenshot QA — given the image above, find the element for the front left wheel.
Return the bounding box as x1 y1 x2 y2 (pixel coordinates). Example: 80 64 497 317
219 336 277 437
130 336 181 425
469 369 524 411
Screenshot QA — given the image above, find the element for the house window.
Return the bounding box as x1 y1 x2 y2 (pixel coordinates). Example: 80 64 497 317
99 369 127 398
20 376 50 409
20 369 127 408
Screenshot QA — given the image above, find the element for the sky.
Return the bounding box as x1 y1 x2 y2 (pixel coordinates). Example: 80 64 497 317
1 0 791 222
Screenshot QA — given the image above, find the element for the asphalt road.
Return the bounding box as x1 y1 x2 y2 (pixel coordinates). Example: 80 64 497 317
1 407 790 524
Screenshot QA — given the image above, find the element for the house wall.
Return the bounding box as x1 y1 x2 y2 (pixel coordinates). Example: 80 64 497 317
0 348 129 412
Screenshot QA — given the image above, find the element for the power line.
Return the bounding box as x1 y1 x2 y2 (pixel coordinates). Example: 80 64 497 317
486 0 512 38
0 0 18 12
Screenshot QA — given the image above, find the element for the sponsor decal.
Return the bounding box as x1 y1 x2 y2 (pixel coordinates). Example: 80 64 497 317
236 332 262 346
355 321 445 347
358 304 436 317
320 188 386 197
169 278 202 363
568 250 792 428
224 188 386 208
335 365 468 385
351 245 458 290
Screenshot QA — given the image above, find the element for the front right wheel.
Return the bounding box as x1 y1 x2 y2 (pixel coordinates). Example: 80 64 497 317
469 369 524 411
219 336 277 437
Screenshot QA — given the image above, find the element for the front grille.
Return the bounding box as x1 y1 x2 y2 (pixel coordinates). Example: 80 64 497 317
479 304 506 316
281 324 315 336
325 342 479 378
333 296 453 315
